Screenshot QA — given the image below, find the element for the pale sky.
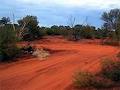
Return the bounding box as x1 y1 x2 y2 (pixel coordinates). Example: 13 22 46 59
1 0 120 27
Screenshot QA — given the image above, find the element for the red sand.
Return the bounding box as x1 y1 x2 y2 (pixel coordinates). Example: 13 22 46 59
0 36 119 90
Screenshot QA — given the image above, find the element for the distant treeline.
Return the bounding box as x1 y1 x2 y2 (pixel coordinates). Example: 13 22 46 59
0 16 112 41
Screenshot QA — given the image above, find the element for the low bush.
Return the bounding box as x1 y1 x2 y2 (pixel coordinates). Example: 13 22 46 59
73 71 112 88
101 59 120 82
103 39 120 46
0 46 21 62
32 48 50 60
46 29 55 35
0 25 21 62
73 71 95 88
73 59 120 89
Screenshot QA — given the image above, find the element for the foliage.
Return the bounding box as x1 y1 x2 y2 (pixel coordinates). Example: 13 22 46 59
0 25 20 62
73 58 120 89
0 9 120 45
18 15 42 41
80 25 95 39
46 28 55 35
73 71 95 88
73 71 112 88
0 17 10 25
101 9 120 44
71 25 82 40
101 59 120 82
43 24 98 40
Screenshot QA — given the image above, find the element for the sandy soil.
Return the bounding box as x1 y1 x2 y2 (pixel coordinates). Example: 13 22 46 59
0 36 119 90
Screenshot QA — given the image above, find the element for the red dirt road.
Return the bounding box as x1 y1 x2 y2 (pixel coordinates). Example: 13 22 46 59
0 36 119 90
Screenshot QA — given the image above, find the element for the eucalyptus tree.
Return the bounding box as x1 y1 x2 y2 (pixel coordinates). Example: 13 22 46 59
101 9 120 44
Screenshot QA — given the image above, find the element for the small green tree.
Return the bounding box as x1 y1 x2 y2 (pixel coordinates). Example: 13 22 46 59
101 9 120 45
67 16 80 41
0 17 10 25
0 25 19 61
101 59 120 82
18 15 41 41
81 25 95 39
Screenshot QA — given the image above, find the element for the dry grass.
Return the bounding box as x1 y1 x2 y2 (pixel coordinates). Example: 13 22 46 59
32 48 50 60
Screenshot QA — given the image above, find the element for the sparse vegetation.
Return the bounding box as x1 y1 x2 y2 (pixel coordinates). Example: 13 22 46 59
101 9 120 45
73 58 120 89
73 71 113 89
32 48 50 59
0 9 119 46
18 15 43 41
100 59 120 82
0 25 20 62
73 71 95 88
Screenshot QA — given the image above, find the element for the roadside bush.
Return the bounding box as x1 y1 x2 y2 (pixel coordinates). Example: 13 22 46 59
0 25 20 62
46 29 55 35
73 71 112 88
0 46 20 61
80 26 95 39
73 71 95 88
103 39 120 46
101 59 120 82
92 77 113 88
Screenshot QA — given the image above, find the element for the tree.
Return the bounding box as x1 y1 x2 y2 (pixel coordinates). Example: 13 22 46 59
67 16 81 41
0 17 10 25
81 25 95 39
101 9 120 44
0 25 19 61
51 25 60 35
73 25 82 40
18 15 40 41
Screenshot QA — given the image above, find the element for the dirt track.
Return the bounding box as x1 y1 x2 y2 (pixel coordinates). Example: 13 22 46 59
0 36 119 90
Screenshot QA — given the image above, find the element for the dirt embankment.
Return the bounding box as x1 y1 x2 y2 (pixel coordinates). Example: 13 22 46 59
0 36 119 90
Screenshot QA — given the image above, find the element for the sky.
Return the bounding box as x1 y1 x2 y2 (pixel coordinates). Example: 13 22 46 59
1 0 120 27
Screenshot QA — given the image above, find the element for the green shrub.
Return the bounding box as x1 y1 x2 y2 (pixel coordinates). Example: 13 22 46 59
101 59 120 82
0 25 20 62
103 40 119 46
18 15 43 41
73 71 95 88
92 77 113 88
73 71 112 88
1 46 20 61
46 29 54 35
